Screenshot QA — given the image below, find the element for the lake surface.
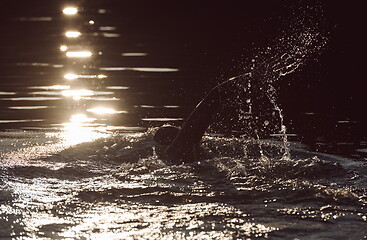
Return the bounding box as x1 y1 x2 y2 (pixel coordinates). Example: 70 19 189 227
0 1 366 239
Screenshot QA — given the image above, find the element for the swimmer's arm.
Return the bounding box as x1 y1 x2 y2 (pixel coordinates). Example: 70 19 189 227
163 60 284 162
163 75 251 163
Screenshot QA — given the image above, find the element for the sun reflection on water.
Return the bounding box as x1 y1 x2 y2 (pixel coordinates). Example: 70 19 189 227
66 51 92 58
62 123 107 146
59 45 68 51
64 73 78 80
97 74 107 79
65 31 81 38
122 52 148 57
61 114 108 146
99 67 179 72
62 89 94 100
63 7 78 15
29 85 70 90
64 73 107 80
70 114 95 123
87 107 125 114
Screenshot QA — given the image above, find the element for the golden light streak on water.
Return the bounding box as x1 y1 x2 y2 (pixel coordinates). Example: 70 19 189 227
66 51 92 58
87 107 116 114
122 53 148 57
87 107 127 114
137 105 180 109
28 85 70 90
163 105 180 108
58 113 110 145
61 90 94 100
0 119 44 123
0 92 16 95
97 74 107 79
65 31 81 38
106 86 129 90
101 33 120 38
64 74 107 80
64 73 79 80
99 67 179 72
99 26 116 31
61 90 94 96
141 118 184 121
0 97 62 101
62 125 107 146
29 91 62 96
82 97 120 101
70 114 95 123
63 7 78 15
60 45 68 51
9 106 49 110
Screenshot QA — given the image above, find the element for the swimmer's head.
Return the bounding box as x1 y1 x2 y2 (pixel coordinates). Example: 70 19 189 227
153 125 180 157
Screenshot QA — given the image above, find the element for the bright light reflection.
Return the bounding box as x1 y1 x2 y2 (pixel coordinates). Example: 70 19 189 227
122 53 148 57
89 20 95 25
66 51 92 58
82 97 120 101
98 74 107 79
70 114 95 123
64 74 106 80
29 91 62 96
87 108 115 114
28 85 70 90
164 105 180 108
64 73 78 80
60 45 68 51
0 91 16 95
102 33 120 38
9 106 49 110
0 119 44 123
60 113 108 145
1 97 62 101
99 26 116 31
99 67 179 72
87 107 126 114
62 90 94 100
141 118 184 121
63 7 78 15
62 124 107 145
65 31 81 38
106 86 129 90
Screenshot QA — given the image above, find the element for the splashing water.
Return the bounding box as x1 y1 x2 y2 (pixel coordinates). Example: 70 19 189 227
228 27 328 160
1 128 366 239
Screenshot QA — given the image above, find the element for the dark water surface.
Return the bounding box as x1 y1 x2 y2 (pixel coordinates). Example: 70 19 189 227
0 1 366 239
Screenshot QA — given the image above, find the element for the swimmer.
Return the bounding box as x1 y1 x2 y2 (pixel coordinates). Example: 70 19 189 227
154 57 289 164
154 74 250 164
